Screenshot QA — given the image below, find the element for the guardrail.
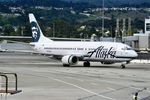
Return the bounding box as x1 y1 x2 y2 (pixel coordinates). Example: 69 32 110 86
0 72 22 95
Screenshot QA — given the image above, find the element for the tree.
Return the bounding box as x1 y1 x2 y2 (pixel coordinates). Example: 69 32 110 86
23 24 32 36
16 26 23 36
51 19 74 38
3 24 15 36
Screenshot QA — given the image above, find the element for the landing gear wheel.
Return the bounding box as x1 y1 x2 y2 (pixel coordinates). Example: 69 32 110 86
121 64 125 69
63 64 70 67
83 61 90 67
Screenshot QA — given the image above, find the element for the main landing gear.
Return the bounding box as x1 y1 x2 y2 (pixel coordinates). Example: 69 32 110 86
83 61 90 67
63 64 70 67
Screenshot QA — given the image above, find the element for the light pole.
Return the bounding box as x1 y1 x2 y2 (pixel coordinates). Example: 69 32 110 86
53 23 55 37
102 0 105 37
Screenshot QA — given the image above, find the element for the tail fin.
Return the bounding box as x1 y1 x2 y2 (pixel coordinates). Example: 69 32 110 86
29 13 53 42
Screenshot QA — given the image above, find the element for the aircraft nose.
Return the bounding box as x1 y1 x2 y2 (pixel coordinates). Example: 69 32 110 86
131 50 138 58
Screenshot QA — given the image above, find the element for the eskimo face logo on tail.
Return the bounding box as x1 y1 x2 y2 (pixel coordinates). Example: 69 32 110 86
31 21 40 42
88 46 116 59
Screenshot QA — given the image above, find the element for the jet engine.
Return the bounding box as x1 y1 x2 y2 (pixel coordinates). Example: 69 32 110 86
61 55 78 66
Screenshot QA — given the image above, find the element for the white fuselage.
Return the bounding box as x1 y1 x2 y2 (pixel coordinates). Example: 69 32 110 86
28 13 138 67
32 41 138 63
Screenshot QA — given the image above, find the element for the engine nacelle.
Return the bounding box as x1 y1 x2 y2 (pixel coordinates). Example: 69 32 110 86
61 55 78 65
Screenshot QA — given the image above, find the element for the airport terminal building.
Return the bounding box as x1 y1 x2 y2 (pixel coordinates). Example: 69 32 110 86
123 17 150 51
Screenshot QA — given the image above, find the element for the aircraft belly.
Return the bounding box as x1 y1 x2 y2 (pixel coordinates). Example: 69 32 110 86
83 57 131 62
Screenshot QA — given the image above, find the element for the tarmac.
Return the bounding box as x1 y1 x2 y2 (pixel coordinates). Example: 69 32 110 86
0 52 150 100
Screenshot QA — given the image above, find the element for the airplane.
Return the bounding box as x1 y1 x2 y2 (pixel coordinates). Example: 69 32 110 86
29 13 138 69
0 42 8 52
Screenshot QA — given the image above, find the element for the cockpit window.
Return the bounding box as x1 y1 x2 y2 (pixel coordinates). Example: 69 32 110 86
122 46 132 50
127 47 132 50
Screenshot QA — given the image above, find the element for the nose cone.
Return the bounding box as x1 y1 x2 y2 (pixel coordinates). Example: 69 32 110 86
131 50 138 58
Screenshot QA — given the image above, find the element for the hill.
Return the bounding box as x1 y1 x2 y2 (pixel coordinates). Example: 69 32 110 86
1 0 150 7
62 0 150 7
0 0 16 2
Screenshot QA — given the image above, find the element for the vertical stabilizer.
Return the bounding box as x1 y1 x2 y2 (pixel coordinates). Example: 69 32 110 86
29 13 53 42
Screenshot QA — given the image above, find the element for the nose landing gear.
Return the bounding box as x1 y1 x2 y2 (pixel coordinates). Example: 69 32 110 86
121 64 126 69
120 61 130 69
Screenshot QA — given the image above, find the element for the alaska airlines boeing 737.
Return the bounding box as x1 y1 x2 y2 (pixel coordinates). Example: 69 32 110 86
29 13 138 68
